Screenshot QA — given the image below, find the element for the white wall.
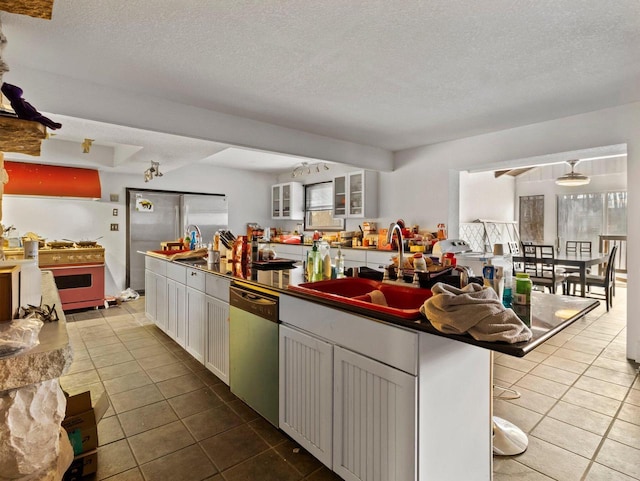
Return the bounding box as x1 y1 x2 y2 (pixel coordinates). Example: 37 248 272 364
391 102 639 361
515 157 627 243
459 171 515 223
3 164 275 296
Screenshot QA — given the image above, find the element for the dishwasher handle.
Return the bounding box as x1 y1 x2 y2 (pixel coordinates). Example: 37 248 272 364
229 286 279 323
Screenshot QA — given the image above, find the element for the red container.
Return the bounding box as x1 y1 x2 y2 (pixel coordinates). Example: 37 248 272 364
443 252 457 267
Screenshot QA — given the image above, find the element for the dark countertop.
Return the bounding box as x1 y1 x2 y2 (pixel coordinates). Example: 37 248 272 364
167 256 599 358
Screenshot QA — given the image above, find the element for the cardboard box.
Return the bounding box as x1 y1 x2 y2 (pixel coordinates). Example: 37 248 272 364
63 449 98 481
62 391 109 456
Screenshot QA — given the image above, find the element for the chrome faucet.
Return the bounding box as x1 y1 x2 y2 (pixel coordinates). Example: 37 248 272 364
454 265 471 288
185 224 202 248
387 222 405 280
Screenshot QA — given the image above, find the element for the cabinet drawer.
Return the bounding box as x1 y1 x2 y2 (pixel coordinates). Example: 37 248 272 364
273 244 303 259
206 273 230 302
145 256 167 276
342 248 366 263
166 262 186 283
280 294 418 375
186 267 206 291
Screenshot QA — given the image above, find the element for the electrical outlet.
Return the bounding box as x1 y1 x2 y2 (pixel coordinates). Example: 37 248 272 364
112 208 118 216
110 223 119 231
110 194 119 202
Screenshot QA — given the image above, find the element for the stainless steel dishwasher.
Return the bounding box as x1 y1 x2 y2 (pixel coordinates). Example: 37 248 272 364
229 282 279 426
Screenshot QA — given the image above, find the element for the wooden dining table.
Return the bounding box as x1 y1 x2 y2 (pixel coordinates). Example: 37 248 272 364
512 251 609 297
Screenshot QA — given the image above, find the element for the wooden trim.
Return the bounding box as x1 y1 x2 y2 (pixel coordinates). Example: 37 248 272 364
0 117 46 155
0 0 54 19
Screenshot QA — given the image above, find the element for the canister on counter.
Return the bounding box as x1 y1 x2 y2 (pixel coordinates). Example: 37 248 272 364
513 272 532 326
23 240 39 261
513 273 532 305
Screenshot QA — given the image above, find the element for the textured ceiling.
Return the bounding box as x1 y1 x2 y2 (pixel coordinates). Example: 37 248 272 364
2 1 639 172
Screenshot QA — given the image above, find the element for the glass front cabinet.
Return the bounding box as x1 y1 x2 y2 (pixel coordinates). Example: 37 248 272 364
332 170 378 218
272 182 304 220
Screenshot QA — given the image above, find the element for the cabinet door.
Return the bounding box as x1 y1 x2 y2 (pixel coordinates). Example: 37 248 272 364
333 346 416 481
282 183 291 218
347 171 364 217
279 325 333 468
186 287 205 362
167 279 186 346
145 270 157 322
205 295 230 385
155 274 168 333
333 175 347 217
272 184 281 218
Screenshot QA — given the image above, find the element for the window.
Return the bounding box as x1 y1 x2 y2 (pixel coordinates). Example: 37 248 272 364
557 191 627 247
304 182 344 231
519 195 544 243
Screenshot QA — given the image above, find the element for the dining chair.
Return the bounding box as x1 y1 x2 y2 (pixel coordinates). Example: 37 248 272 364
562 240 593 276
566 245 618 311
565 240 592 255
520 244 566 294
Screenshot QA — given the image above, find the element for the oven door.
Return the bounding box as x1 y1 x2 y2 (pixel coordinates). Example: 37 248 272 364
46 264 105 310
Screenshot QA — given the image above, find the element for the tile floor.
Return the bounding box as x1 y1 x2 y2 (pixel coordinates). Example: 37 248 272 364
60 287 639 481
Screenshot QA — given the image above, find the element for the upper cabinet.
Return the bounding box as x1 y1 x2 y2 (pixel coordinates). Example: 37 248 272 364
333 170 378 218
272 182 304 220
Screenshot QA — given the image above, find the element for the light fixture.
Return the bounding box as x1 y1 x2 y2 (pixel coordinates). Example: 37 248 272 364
81 138 94 154
555 160 590 186
291 161 330 178
144 160 163 182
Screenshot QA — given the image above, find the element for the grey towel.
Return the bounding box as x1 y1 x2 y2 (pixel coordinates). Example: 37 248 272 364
420 282 532 343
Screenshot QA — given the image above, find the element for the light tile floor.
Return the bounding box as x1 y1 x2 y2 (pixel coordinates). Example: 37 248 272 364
61 287 639 481
493 286 640 481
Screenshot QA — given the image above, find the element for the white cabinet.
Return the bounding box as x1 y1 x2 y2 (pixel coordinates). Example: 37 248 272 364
333 345 416 481
279 324 334 468
154 274 168 333
186 286 205 362
144 257 167 330
279 295 418 481
272 182 304 220
333 170 378 219
205 296 230 385
145 269 157 322
270 243 304 261
205 273 231 385
185 266 207 362
167 279 186 346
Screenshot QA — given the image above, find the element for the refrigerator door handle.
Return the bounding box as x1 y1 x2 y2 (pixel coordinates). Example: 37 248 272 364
175 205 180 239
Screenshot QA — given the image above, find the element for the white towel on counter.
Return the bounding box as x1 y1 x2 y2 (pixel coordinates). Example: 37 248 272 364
419 282 532 344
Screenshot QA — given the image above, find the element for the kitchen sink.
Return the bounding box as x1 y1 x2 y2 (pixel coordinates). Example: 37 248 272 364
288 277 433 320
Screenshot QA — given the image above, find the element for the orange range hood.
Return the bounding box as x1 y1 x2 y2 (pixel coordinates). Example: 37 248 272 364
3 161 102 199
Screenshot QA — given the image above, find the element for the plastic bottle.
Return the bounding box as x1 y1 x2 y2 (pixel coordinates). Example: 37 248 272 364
190 231 197 250
413 253 427 272
310 242 323 282
335 247 345 278
502 275 513 308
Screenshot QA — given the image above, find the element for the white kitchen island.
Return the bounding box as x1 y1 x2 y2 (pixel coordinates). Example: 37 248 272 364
144 252 599 481
279 293 492 481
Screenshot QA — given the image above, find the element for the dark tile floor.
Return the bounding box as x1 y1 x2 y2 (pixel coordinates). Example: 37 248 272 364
61 288 639 481
61 298 342 481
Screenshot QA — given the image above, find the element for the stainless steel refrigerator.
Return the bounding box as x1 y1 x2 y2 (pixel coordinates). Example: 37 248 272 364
127 189 228 292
